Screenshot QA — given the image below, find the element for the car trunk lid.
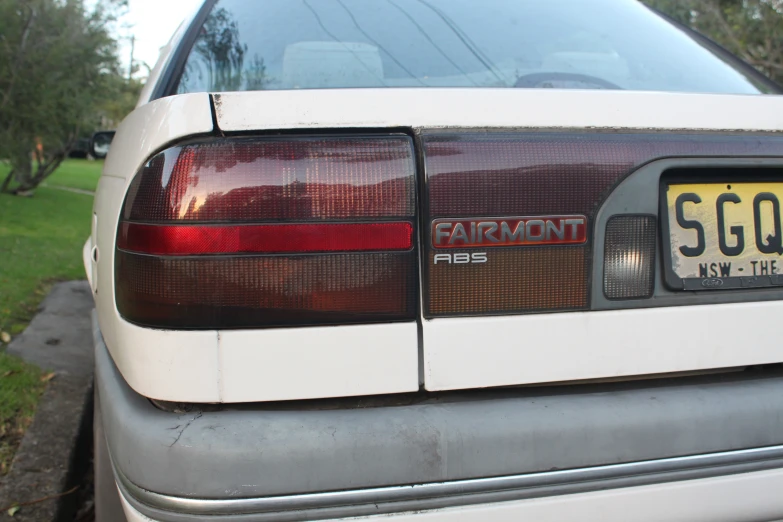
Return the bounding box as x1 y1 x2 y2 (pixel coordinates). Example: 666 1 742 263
213 88 783 392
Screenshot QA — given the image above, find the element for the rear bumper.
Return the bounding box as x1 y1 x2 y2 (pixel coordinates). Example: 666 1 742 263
95 312 783 521
118 468 783 522
115 448 783 522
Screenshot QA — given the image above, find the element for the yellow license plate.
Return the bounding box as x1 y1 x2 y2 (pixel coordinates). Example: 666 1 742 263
664 182 783 290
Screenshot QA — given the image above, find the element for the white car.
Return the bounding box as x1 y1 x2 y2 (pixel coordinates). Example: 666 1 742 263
86 0 783 520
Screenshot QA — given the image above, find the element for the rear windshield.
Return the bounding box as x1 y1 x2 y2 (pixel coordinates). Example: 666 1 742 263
175 0 776 95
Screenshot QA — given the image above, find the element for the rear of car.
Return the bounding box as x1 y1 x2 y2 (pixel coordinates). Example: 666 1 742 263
87 0 783 520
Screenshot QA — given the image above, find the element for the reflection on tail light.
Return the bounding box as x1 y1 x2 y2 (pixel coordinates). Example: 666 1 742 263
115 136 417 329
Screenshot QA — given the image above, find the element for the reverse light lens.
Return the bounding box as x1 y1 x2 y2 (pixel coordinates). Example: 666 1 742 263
116 135 417 329
604 216 657 300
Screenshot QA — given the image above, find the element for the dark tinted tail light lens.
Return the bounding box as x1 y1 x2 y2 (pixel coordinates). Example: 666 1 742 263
116 136 417 328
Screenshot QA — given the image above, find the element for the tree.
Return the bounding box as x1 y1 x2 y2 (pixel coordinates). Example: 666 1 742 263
98 74 144 129
643 0 783 86
0 0 125 194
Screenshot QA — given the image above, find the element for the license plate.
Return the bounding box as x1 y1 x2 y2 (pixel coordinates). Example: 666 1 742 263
663 181 783 290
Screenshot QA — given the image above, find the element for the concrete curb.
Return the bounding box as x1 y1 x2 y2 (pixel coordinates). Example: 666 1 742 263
0 281 95 521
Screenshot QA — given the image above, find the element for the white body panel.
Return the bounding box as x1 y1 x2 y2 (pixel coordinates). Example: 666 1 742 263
423 301 783 391
119 467 783 522
219 324 418 402
213 88 783 132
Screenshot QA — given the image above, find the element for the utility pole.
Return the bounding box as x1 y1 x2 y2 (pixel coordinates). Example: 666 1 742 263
128 35 135 80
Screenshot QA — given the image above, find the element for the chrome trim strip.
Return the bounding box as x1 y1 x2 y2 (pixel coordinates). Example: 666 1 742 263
119 445 783 517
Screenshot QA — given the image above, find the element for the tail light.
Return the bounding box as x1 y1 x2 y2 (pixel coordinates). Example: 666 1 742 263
115 136 417 328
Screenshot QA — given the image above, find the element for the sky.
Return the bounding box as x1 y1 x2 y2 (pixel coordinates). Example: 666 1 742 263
116 0 203 77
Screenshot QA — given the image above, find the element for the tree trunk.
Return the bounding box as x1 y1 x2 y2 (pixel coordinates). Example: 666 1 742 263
0 169 15 194
2 148 69 195
11 154 68 194
3 153 32 194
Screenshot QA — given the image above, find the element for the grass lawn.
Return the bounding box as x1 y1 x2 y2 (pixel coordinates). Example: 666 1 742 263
44 158 102 192
0 158 99 475
0 353 44 475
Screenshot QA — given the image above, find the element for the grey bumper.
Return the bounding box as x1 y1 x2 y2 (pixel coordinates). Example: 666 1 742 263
95 314 783 519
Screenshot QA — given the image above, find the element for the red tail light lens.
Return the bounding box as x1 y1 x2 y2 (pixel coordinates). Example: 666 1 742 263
116 136 417 329
117 222 413 255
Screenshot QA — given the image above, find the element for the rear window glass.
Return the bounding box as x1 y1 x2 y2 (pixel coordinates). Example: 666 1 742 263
176 0 774 95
